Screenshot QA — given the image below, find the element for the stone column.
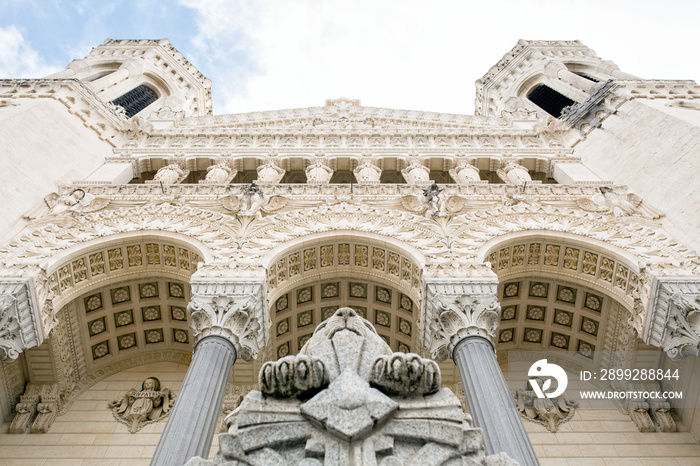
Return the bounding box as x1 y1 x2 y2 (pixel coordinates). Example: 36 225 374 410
422 278 540 466
151 278 267 466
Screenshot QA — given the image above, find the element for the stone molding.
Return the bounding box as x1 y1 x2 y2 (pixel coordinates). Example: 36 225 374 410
644 277 700 360
422 278 500 361
0 278 44 363
188 278 268 361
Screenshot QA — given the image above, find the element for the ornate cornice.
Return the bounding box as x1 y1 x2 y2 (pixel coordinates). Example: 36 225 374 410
188 278 268 361
421 278 500 361
0 278 43 362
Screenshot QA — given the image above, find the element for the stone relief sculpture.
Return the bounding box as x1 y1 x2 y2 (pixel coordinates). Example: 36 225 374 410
256 161 286 184
576 187 663 220
513 378 577 432
220 183 288 219
109 377 175 433
24 189 111 220
187 307 516 465
449 161 481 184
202 162 237 184
496 162 531 185
353 161 382 184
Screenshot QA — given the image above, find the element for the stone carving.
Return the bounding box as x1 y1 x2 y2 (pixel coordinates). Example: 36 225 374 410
449 161 481 184
576 187 662 219
187 279 267 361
202 162 237 184
513 379 577 432
24 189 110 220
150 163 189 184
0 279 43 363
497 162 531 185
353 160 382 184
649 400 677 432
422 281 500 361
305 160 334 184
627 401 656 432
187 307 516 465
109 377 175 433
9 383 62 434
401 160 431 185
661 293 700 360
256 161 286 184
220 183 288 219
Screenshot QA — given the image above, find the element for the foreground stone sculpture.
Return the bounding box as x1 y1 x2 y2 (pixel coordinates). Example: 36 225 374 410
187 307 517 465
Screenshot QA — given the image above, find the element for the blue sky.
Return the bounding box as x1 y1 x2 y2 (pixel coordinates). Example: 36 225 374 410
1 1 698 115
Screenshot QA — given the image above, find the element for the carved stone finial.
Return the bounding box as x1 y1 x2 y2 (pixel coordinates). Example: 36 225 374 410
109 377 175 433
187 279 267 361
0 279 44 363
186 307 515 465
422 280 501 361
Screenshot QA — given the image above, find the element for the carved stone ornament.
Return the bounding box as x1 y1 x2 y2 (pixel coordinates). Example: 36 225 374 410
149 163 189 184
0 278 44 362
496 162 531 185
187 279 267 361
422 280 501 361
513 378 577 432
353 161 382 184
256 161 286 184
109 377 175 433
449 161 481 184
305 161 334 184
9 383 62 434
622 381 678 432
644 278 700 360
201 162 237 184
401 161 431 185
186 307 516 465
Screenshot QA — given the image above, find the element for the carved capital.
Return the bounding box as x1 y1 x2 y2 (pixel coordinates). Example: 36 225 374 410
187 278 268 361
422 278 500 361
644 277 700 360
0 278 44 362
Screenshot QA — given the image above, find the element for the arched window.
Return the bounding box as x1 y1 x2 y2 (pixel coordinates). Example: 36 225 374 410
527 84 576 118
111 85 158 118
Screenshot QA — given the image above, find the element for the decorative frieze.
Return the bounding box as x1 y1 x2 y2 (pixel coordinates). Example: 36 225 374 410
187 278 267 361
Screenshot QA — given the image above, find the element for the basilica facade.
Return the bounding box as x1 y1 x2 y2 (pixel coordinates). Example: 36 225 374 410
0 39 699 465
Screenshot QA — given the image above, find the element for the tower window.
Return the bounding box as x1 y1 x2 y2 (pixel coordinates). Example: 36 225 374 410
111 85 158 118
575 73 599 82
527 84 576 118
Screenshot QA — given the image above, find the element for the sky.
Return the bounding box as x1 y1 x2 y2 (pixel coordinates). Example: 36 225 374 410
1 0 698 116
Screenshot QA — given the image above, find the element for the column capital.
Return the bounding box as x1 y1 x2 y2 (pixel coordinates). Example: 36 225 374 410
644 277 700 360
0 278 44 362
422 278 500 361
187 278 268 361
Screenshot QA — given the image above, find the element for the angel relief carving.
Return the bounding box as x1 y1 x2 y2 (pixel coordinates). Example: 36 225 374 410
576 187 663 220
221 183 288 219
109 377 175 433
400 184 470 217
23 189 110 220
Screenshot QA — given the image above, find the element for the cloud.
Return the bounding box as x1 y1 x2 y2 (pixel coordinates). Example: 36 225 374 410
181 0 700 116
0 25 60 78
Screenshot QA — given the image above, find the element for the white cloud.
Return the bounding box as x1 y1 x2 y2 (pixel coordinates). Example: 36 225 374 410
181 0 700 115
0 25 60 78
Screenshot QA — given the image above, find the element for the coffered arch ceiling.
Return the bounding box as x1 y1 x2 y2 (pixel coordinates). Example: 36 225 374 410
265 235 424 361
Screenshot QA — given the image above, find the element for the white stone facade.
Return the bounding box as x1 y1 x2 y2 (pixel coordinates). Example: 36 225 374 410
0 38 698 464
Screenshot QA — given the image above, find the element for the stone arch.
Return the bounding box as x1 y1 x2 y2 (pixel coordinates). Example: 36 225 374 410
260 230 427 358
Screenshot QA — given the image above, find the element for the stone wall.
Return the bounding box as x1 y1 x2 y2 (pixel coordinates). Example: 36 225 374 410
0 362 217 465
